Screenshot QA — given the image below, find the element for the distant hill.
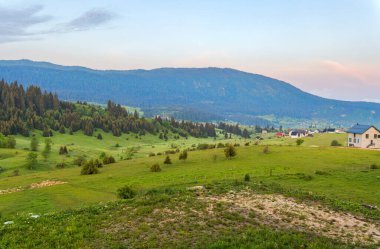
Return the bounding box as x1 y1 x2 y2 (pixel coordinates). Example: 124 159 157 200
0 59 379 127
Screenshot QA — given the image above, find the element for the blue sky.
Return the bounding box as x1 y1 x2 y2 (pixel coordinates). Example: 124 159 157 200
1 0 380 102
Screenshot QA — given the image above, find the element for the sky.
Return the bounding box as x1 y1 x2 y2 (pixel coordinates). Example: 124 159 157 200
0 0 380 102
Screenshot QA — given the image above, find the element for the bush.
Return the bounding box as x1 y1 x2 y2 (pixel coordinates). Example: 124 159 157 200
103 156 116 165
179 150 188 160
296 139 304 146
150 163 161 172
97 133 103 140
81 160 99 175
244 174 250 182
73 155 86 166
370 164 379 170
263 146 269 154
165 150 176 155
315 170 329 175
164 156 172 164
56 162 66 169
330 140 342 146
148 152 156 157
59 146 68 155
224 144 237 159
217 142 225 148
26 152 38 170
117 185 136 199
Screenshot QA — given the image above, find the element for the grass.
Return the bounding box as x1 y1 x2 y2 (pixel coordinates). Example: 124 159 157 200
0 131 379 248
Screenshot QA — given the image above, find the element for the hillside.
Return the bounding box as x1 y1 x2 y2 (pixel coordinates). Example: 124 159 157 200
0 60 379 126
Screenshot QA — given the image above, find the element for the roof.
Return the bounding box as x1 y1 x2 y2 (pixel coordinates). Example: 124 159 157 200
347 124 379 134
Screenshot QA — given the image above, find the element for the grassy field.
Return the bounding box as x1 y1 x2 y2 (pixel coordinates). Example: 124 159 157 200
1 131 379 248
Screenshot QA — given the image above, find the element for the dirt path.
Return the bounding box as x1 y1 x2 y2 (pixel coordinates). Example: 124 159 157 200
0 180 66 195
201 190 380 246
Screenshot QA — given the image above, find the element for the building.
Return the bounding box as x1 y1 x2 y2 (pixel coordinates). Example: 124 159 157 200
347 124 380 149
275 132 286 138
289 130 307 138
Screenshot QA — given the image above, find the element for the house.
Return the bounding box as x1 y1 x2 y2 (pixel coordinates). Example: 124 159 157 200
347 124 380 149
275 132 285 138
289 130 307 138
323 128 336 133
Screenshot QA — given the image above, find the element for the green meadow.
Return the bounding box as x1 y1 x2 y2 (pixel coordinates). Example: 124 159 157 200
1 131 380 248
0 132 379 216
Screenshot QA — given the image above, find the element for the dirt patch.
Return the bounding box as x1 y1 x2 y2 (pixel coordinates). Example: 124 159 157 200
29 180 66 189
0 180 67 195
201 190 380 246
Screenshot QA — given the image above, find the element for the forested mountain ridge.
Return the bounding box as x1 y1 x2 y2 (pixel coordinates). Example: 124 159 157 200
0 59 379 126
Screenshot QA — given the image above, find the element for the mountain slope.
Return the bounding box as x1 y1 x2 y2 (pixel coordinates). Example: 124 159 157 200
0 59 379 126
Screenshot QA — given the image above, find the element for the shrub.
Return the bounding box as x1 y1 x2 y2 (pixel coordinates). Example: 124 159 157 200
150 163 161 172
244 174 250 182
197 143 210 150
56 162 66 169
157 152 163 156
315 170 329 175
30 135 39 151
370 164 379 170
164 156 172 164
244 142 250 146
263 145 269 154
12 170 20 177
217 142 225 148
117 185 136 199
165 150 176 155
103 156 116 165
148 152 156 157
97 133 103 140
330 140 342 146
26 152 38 170
73 155 86 166
179 150 188 160
296 139 304 146
224 144 237 159
81 160 99 175
59 146 68 155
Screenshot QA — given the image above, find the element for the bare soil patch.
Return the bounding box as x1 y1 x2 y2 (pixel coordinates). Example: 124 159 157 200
201 190 380 246
0 180 67 195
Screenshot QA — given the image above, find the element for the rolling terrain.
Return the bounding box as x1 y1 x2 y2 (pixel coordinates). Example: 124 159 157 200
1 60 380 126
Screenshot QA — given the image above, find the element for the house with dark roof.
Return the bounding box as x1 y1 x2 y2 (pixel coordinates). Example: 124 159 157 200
289 129 307 138
347 124 380 149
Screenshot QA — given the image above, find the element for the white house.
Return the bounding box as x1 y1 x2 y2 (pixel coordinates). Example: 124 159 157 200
289 130 307 138
347 124 380 149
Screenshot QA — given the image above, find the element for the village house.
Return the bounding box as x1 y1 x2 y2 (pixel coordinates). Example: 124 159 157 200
289 129 307 138
347 124 380 149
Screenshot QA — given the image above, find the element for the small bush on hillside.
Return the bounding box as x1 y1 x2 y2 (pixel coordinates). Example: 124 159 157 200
244 174 250 182
81 160 99 175
244 142 250 146
12 169 20 177
165 150 176 155
56 162 66 169
224 144 237 160
117 185 136 199
157 152 163 156
216 143 225 148
26 152 38 170
296 139 304 146
263 146 270 154
330 140 342 146
59 146 68 155
179 150 188 160
150 163 161 172
370 164 379 170
103 156 116 165
0 167 4 174
73 155 87 166
97 133 103 140
164 156 172 164
315 170 329 175
148 152 156 157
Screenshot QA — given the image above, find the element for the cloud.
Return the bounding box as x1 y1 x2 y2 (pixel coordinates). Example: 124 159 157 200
0 5 52 43
0 6 117 43
64 9 116 31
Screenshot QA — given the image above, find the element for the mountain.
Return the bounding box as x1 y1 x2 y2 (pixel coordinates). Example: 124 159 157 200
0 59 379 127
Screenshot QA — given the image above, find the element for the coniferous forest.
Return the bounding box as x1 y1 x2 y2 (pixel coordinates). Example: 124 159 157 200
0 80 217 138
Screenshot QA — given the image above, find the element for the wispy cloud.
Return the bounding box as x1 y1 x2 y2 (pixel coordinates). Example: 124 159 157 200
0 6 117 43
0 5 52 43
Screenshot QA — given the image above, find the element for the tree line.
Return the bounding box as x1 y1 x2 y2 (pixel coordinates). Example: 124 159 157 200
0 80 218 138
